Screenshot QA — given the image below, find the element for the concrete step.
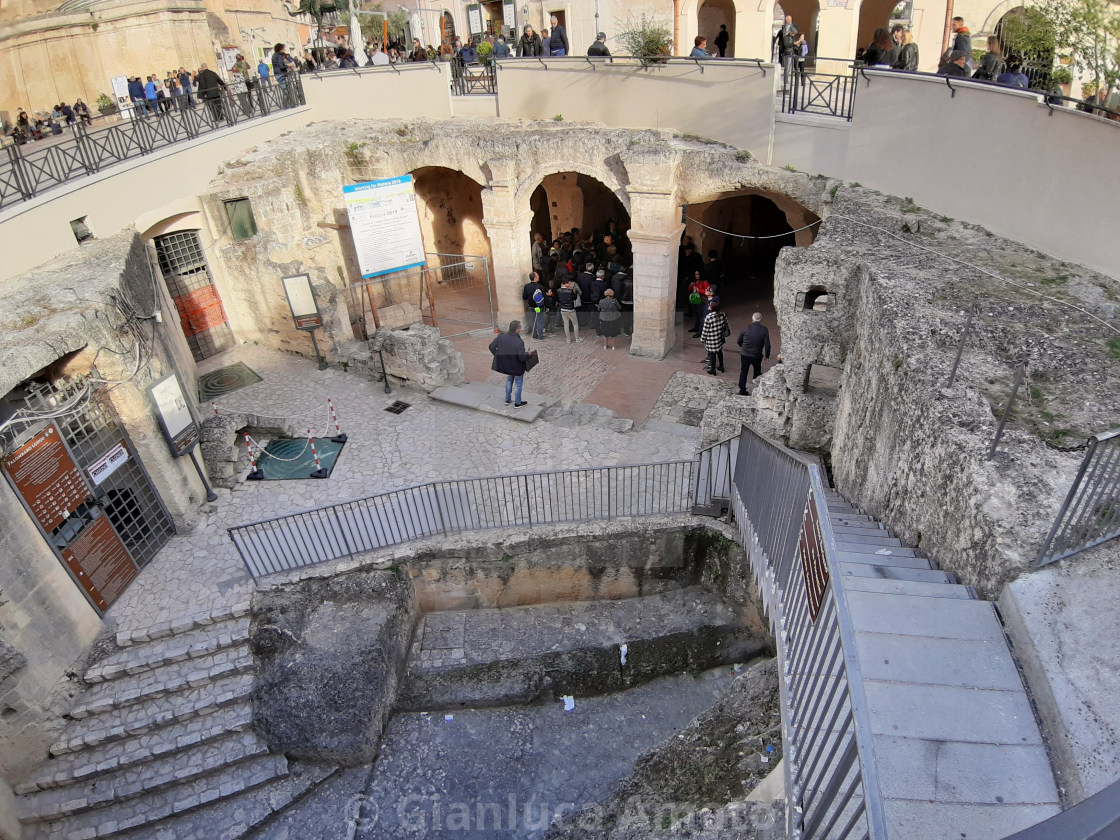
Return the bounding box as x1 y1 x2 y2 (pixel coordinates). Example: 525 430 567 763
124 760 339 840
67 645 253 720
830 524 892 538
844 590 1005 642
397 586 769 711
833 544 922 559
85 616 251 684
835 534 905 548
17 730 270 823
829 513 878 527
834 552 930 571
837 561 956 585
115 601 251 648
51 672 254 756
20 702 253 794
26 754 288 840
839 577 974 600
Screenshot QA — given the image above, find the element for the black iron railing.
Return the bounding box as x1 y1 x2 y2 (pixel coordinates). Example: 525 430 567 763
781 57 858 120
451 58 497 95
1037 429 1120 566
0 75 305 211
228 459 694 578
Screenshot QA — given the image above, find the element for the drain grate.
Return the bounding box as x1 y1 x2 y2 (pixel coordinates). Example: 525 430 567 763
198 363 262 401
384 401 411 415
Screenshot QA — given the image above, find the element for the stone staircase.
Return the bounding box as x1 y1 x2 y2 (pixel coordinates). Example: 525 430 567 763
819 489 1063 839
13 604 332 840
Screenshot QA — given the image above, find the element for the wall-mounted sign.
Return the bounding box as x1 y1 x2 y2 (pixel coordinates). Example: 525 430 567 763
87 442 130 486
282 273 323 330
149 373 199 458
3 425 89 532
467 3 484 37
343 176 427 279
61 514 136 611
502 0 515 32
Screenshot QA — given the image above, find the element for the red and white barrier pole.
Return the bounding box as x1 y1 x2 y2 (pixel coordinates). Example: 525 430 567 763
244 431 263 481
309 429 329 479
328 398 347 443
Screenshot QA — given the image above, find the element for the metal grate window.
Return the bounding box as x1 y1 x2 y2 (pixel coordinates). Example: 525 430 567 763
153 230 234 362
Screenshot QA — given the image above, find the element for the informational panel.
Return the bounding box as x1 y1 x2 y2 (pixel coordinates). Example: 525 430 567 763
148 373 199 457
61 515 136 611
467 3 483 37
4 425 88 532
343 176 427 279
111 75 133 121
502 0 515 34
282 273 323 329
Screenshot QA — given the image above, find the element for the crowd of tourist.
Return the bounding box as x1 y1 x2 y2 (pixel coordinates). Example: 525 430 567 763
519 222 635 347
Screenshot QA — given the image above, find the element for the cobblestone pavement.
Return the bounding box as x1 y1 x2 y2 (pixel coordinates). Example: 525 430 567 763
106 345 706 635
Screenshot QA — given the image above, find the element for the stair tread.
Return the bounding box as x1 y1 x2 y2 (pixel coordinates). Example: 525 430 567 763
23 702 254 792
18 730 270 822
68 646 253 720
853 632 1023 691
845 590 1004 642
834 544 920 558
837 561 953 584
835 535 905 547
52 672 254 756
32 754 288 840
839 577 972 600
86 617 251 684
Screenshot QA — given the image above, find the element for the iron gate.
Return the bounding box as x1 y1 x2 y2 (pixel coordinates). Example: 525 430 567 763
1 381 176 614
351 252 495 339
153 230 235 361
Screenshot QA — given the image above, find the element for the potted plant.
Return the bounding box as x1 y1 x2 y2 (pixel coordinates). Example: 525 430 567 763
616 15 673 65
476 39 493 68
1051 67 1072 96
96 93 117 116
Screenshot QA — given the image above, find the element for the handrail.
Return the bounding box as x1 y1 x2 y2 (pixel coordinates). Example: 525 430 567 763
1003 776 1120 839
228 458 695 578
729 425 887 839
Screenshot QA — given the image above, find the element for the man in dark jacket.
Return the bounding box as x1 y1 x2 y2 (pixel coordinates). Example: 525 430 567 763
938 50 969 77
195 64 226 120
522 272 548 339
517 25 542 57
589 269 609 334
737 312 771 394
575 262 595 328
587 32 610 56
489 321 531 407
549 15 568 56
950 17 972 72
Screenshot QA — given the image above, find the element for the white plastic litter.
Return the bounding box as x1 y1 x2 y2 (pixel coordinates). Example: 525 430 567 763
562 695 575 712
875 548 894 555
444 714 454 722
620 644 628 666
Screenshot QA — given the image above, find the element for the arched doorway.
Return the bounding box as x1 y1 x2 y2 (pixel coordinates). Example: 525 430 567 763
529 173 631 253
408 166 494 335
680 188 819 311
773 0 820 57
441 10 456 46
699 0 736 57
855 0 899 57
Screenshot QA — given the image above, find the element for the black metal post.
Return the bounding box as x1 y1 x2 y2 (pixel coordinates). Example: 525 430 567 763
308 329 328 370
188 449 219 501
946 309 974 387
988 350 1029 458
378 348 391 393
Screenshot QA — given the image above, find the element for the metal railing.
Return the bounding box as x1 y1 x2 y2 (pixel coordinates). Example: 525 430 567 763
1036 429 1120 566
1004 776 1120 839
781 58 857 120
0 75 305 211
730 426 885 839
229 459 694 578
451 58 497 95
693 435 738 514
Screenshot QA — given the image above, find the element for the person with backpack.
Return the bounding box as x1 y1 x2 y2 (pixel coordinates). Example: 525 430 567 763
556 279 583 343
521 271 548 339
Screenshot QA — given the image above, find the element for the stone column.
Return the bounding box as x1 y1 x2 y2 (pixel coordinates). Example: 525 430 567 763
481 157 534 331
624 148 684 359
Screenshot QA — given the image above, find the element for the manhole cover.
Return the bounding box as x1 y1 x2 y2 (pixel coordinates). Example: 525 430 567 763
198 363 262 401
384 401 411 415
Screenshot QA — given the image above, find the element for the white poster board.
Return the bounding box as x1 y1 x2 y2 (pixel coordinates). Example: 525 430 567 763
467 3 484 36
343 176 426 279
502 1 515 31
111 75 133 121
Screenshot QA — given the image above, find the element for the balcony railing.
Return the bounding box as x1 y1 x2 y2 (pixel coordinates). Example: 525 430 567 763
0 75 306 211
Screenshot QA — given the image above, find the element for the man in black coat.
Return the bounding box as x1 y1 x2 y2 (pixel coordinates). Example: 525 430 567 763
548 14 568 56
489 321 531 407
522 272 548 339
575 262 595 328
737 312 771 394
195 64 226 121
589 269 609 334
517 25 543 57
587 32 610 56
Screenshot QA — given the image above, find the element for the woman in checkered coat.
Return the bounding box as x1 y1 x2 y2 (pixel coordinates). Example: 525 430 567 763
700 300 729 375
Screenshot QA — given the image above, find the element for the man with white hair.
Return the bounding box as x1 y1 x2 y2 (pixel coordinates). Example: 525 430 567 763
736 312 771 395
548 14 568 56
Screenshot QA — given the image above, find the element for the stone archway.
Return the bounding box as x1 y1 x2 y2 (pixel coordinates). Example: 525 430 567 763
699 0 736 57
682 187 819 307
855 0 898 57
530 173 631 248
